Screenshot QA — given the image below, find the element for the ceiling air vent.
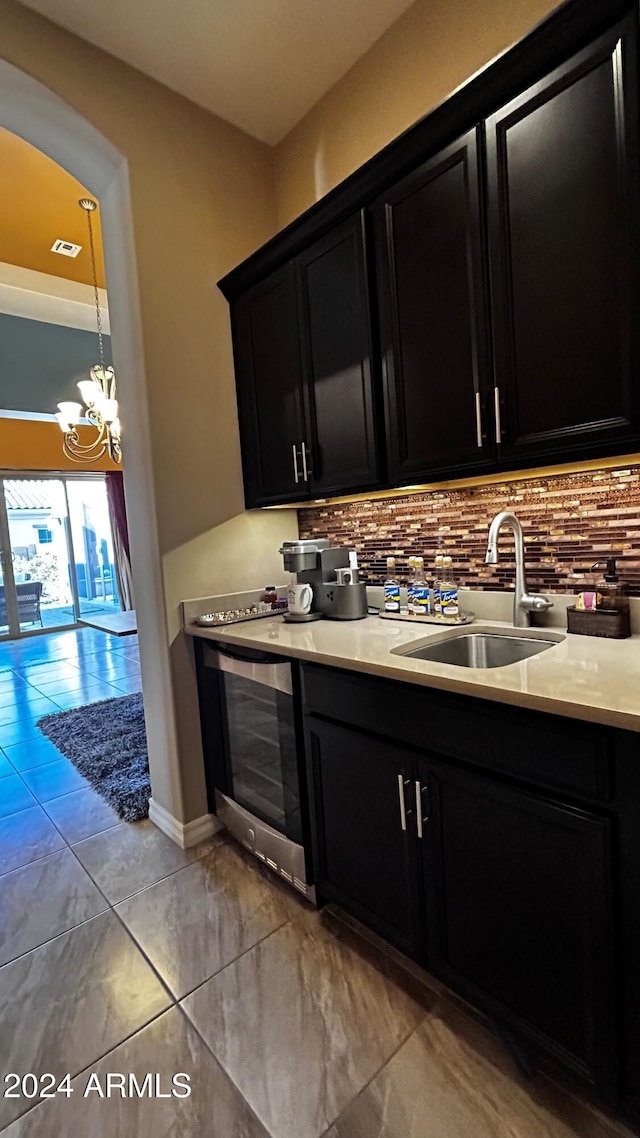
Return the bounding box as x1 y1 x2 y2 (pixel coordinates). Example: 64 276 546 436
51 239 82 258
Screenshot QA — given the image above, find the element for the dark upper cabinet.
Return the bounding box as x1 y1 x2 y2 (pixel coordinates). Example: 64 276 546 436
422 758 618 1097
306 715 422 960
226 6 640 502
232 264 305 506
485 15 640 465
373 128 494 484
298 215 380 496
231 212 379 507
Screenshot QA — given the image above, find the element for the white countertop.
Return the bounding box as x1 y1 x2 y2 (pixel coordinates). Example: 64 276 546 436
186 610 640 733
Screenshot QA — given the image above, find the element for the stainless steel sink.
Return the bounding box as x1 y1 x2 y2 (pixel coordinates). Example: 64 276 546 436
391 626 564 669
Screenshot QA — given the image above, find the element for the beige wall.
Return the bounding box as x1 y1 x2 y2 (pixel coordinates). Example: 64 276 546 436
0 0 297 824
0 0 292 560
273 0 562 228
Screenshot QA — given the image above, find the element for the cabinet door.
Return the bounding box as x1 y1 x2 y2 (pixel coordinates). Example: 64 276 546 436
374 128 493 484
297 214 380 496
306 716 422 960
486 15 640 466
232 263 306 506
422 759 618 1097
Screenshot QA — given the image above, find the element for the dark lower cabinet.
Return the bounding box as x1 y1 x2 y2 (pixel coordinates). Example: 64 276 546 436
306 715 422 960
422 758 618 1097
302 664 627 1110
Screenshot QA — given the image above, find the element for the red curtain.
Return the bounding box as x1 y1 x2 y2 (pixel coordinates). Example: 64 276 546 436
105 471 134 610
105 471 130 558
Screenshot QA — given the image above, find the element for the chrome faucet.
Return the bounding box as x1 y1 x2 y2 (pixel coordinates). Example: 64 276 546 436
484 511 553 628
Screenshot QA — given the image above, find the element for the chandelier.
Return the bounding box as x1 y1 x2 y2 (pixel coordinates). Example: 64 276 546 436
56 198 122 464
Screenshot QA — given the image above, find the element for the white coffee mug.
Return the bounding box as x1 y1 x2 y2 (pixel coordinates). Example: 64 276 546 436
287 582 313 615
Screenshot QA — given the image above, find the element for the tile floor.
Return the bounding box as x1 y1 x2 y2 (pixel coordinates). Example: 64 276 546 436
0 628 635 1136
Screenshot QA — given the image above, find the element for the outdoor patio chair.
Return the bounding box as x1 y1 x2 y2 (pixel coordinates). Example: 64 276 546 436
0 582 44 627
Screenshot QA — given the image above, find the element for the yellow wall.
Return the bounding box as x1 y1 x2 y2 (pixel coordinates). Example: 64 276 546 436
273 0 562 228
0 418 118 472
0 128 106 288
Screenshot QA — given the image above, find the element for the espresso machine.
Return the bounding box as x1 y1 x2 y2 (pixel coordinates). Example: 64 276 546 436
279 539 368 621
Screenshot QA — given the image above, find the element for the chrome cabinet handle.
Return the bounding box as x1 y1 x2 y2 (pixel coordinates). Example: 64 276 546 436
494 386 502 445
415 781 429 839
475 391 483 448
397 774 410 832
301 441 309 482
292 444 300 484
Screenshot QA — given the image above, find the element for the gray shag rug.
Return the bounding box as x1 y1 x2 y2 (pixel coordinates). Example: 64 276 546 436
37 692 150 822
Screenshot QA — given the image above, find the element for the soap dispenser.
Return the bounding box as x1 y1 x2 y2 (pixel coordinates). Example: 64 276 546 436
567 558 631 638
592 559 629 613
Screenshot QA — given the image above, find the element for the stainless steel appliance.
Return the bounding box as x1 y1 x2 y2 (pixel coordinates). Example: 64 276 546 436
199 640 315 902
280 538 368 620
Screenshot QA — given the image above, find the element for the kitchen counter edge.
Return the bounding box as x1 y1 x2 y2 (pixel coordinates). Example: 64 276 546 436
185 615 640 735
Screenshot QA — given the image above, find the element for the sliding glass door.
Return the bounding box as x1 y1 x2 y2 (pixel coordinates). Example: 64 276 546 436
66 479 120 621
0 474 119 640
0 493 14 637
0 478 76 637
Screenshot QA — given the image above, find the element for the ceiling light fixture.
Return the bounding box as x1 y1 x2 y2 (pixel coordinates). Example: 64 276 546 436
56 198 121 464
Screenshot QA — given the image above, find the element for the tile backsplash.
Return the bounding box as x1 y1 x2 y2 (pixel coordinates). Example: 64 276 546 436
298 465 640 597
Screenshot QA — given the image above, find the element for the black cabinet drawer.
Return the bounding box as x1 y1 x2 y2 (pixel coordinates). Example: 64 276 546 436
302 664 612 803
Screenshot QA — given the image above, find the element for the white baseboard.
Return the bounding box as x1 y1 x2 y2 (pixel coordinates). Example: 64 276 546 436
148 797 224 849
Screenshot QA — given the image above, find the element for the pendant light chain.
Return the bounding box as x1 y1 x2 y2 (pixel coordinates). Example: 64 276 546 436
55 197 122 464
85 204 105 374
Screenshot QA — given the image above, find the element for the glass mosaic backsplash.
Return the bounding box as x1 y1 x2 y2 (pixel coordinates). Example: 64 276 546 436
297 465 640 597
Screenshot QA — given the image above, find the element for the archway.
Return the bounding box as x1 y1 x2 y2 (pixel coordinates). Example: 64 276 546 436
0 58 187 837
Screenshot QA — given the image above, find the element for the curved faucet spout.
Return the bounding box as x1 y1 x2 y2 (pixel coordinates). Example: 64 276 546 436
484 511 553 628
485 511 522 566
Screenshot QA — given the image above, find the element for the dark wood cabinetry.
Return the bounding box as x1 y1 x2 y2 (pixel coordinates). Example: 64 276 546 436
423 758 617 1095
373 13 640 483
297 216 380 496
307 716 421 958
374 129 493 483
222 2 640 504
486 15 640 466
233 265 304 506
195 636 640 1122
230 212 379 507
301 662 627 1106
